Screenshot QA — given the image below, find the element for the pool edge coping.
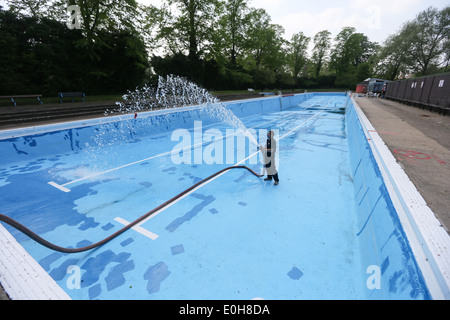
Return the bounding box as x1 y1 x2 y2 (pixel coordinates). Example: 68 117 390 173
352 97 450 300
0 223 71 300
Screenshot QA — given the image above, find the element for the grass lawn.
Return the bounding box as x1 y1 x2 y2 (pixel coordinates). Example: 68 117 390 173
0 94 124 107
1 89 347 107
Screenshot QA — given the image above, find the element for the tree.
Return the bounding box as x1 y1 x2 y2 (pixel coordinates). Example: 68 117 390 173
89 28 149 93
152 0 222 84
206 0 251 87
443 37 450 72
330 27 378 87
356 62 371 82
139 2 170 54
244 9 274 67
374 6 449 79
165 0 220 62
221 0 250 66
0 9 87 95
241 8 286 88
330 27 356 72
311 30 331 79
0 7 148 95
406 6 450 76
374 25 414 80
8 0 143 38
6 0 50 17
288 32 310 80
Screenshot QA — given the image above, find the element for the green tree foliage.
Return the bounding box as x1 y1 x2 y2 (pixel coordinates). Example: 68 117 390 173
221 0 248 66
288 32 310 79
311 30 331 80
242 9 286 89
405 6 450 76
373 26 414 80
164 0 220 62
0 5 148 95
0 10 85 95
1 1 449 95
374 6 449 79
151 1 287 90
330 27 378 88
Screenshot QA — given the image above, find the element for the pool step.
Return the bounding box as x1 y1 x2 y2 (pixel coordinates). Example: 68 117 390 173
0 92 280 128
0 104 124 126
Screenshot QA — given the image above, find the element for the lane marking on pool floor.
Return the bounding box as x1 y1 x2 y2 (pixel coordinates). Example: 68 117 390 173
47 112 296 192
48 181 71 193
113 217 159 240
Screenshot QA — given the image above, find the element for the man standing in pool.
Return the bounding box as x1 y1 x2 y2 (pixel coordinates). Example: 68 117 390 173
259 130 279 185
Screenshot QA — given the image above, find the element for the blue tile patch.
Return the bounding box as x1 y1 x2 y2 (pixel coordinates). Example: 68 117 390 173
165 194 215 232
139 181 152 188
89 283 102 300
171 244 185 255
287 267 304 280
143 261 171 295
105 258 135 291
120 237 134 247
381 257 390 275
102 223 115 231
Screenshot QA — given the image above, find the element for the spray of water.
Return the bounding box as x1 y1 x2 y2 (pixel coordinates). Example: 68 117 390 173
82 75 261 173
113 75 259 145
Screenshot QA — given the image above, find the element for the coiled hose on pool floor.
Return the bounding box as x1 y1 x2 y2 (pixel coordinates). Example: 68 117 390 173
0 166 263 254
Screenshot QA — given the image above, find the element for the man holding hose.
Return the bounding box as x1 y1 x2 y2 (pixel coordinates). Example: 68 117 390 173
259 130 279 185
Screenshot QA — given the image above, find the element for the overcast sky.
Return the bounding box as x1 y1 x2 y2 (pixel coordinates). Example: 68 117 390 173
138 0 448 45
1 0 447 45
250 0 448 44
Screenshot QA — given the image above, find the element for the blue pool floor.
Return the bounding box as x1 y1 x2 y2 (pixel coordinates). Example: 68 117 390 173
0 95 367 299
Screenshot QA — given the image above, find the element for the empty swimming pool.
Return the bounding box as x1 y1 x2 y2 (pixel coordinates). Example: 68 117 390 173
0 93 435 299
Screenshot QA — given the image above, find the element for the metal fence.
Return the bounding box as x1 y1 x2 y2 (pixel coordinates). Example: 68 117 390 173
384 73 450 115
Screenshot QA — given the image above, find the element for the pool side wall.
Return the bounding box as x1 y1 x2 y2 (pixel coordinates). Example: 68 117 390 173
0 94 317 165
346 101 431 300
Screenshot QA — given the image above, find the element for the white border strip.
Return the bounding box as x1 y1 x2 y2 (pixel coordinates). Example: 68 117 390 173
352 97 450 300
0 223 71 300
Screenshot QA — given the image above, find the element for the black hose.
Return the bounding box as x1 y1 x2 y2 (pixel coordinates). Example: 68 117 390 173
0 165 263 254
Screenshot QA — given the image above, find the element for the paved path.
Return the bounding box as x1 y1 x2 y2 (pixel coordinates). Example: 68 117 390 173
0 284 8 300
355 96 450 233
